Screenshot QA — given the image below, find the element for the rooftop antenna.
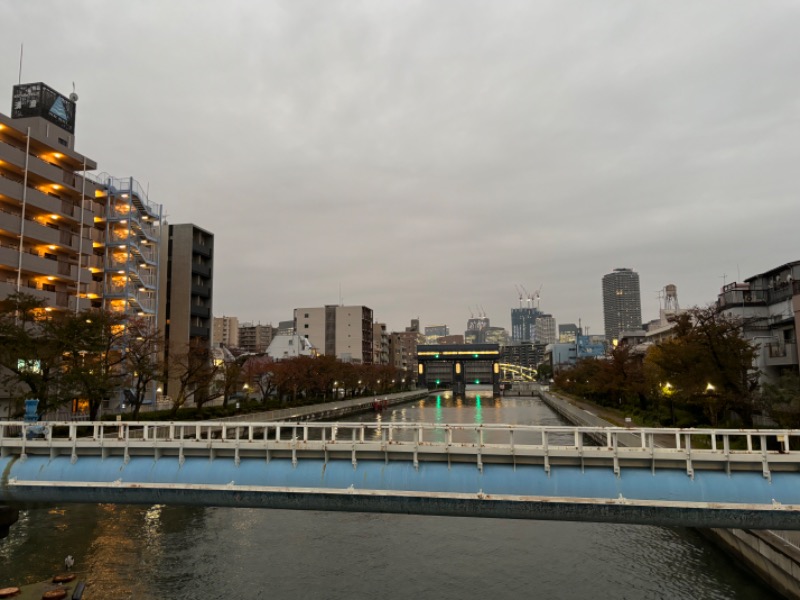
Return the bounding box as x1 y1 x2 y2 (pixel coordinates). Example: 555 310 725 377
18 43 23 85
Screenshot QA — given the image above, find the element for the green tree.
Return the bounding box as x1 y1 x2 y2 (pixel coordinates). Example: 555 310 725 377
646 306 758 426
123 319 165 419
59 309 127 420
0 293 68 415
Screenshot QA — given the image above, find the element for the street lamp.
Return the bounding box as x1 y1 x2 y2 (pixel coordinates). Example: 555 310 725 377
333 381 338 399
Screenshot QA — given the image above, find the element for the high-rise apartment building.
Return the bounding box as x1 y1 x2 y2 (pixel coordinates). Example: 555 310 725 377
212 315 239 348
238 322 273 354
1 82 165 411
294 305 373 363
158 223 214 396
373 322 389 365
511 307 539 342
0 84 98 312
534 314 556 345
602 267 642 343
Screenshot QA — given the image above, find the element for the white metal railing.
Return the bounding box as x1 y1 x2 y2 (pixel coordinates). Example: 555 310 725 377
2 422 798 477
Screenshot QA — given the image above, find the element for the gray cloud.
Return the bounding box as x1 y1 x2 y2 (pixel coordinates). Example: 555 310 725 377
3 0 799 333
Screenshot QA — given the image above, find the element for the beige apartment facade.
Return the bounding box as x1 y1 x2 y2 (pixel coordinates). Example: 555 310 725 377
213 315 239 348
294 305 373 363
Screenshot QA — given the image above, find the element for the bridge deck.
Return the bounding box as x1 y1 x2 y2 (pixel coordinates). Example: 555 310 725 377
2 421 800 529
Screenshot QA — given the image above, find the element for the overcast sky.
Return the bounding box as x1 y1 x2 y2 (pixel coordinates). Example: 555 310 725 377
3 1 799 335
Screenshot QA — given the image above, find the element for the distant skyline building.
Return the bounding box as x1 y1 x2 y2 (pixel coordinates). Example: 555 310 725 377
558 323 580 343
602 268 642 343
534 314 556 345
238 322 273 354
212 316 239 348
511 307 539 342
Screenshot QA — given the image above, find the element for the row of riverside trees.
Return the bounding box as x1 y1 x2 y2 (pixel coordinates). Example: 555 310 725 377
554 305 800 428
0 293 411 421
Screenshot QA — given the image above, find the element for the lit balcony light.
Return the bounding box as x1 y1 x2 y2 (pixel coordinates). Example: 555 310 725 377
51 184 61 190
121 194 129 199
118 245 126 249
117 270 125 274
120 220 127 224
48 245 57 250
53 153 63 159
46 276 55 281
45 307 53 312
50 214 60 220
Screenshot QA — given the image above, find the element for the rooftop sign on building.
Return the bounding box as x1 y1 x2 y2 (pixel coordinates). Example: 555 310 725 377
12 82 76 133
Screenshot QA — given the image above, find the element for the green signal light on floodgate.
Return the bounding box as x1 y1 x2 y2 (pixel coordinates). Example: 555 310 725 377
473 354 479 358
435 379 441 385
474 379 480 384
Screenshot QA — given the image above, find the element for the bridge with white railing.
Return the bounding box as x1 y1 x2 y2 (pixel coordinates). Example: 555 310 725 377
2 420 799 529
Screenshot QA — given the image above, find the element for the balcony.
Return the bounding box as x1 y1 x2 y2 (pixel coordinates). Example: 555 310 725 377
0 171 93 226
191 261 211 277
0 245 77 279
0 280 77 311
191 304 211 319
765 343 798 367
191 283 211 298
192 241 212 258
190 325 210 339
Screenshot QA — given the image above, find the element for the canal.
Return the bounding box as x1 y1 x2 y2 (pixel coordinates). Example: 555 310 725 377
0 393 771 599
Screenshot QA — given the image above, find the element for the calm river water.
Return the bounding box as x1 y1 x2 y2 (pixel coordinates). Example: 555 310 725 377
0 394 770 599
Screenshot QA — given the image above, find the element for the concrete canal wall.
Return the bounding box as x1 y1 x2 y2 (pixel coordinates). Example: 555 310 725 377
216 390 431 423
537 388 800 600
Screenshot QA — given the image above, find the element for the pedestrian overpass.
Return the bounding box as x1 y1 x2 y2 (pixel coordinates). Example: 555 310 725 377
1 420 799 530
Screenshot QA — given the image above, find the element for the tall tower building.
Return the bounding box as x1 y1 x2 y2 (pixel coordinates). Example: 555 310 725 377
602 268 642 343
158 223 214 396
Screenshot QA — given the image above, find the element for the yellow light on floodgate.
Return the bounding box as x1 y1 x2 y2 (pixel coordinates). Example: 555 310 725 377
46 276 55 281
455 363 461 374
50 214 60 220
44 307 53 312
418 364 424 375
494 363 500 374
51 184 61 190
53 153 63 159
48 245 57 250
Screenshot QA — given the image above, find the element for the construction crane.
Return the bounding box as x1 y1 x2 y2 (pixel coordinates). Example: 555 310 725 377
514 285 525 309
534 284 543 309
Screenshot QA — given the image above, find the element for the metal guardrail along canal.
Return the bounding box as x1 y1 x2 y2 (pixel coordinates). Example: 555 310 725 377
2 421 800 529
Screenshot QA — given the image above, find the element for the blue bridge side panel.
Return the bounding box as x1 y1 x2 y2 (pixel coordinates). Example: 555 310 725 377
1 455 797 505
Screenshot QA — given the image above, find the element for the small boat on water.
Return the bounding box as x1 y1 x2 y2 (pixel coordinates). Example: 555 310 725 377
0 573 86 600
